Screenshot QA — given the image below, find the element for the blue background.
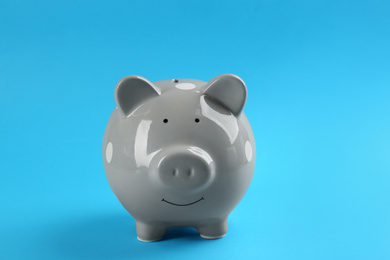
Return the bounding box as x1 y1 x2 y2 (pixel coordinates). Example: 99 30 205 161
1 0 389 259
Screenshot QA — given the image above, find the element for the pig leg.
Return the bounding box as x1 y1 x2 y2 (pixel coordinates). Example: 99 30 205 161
197 219 228 239
136 221 167 242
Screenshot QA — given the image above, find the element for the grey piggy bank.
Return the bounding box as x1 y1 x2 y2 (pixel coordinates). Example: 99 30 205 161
102 74 256 242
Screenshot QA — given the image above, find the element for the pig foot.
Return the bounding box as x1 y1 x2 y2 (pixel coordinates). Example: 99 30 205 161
197 219 228 239
136 221 167 242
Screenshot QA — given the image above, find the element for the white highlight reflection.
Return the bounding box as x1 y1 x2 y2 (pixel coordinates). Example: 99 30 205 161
200 96 239 144
134 120 161 168
187 146 213 165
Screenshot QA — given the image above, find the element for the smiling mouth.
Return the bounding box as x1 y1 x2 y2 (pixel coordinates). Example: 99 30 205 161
161 197 204 206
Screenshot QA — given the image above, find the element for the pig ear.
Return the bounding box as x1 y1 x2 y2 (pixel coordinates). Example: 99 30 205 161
114 75 161 116
203 74 247 116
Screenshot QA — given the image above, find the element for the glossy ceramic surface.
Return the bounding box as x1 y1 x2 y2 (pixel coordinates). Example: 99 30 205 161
102 74 256 242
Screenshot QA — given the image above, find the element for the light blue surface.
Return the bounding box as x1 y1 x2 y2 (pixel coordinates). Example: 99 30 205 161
1 1 389 259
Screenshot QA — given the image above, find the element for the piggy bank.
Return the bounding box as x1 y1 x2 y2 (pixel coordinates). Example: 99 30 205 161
102 74 256 242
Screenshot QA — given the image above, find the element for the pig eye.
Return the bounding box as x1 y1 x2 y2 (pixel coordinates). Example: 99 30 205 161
163 119 168 123
195 118 200 123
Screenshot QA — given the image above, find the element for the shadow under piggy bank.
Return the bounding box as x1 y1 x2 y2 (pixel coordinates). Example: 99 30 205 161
49 212 208 260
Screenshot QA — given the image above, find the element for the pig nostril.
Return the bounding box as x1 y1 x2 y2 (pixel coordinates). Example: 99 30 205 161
188 168 194 177
172 169 178 177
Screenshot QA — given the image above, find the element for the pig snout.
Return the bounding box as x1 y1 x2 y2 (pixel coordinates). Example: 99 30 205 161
153 147 215 192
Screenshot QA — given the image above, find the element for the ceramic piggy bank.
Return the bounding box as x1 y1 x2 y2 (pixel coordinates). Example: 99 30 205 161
102 74 256 242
